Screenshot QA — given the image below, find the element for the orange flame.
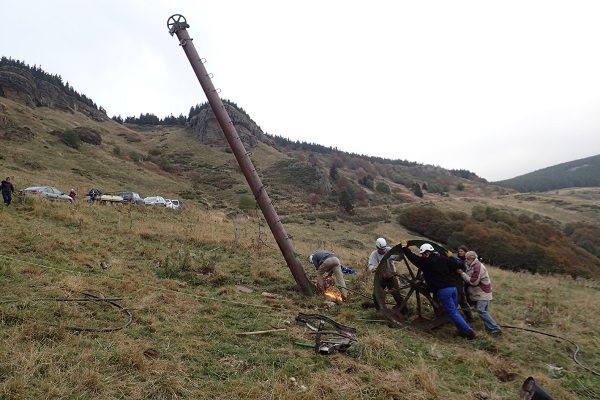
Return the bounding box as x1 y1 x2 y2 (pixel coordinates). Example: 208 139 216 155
324 286 344 302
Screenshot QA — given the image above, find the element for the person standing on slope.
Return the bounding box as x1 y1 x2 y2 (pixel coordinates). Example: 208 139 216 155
0 177 15 206
368 237 406 312
457 250 502 335
455 245 475 322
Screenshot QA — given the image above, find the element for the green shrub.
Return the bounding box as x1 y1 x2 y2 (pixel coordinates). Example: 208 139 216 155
238 194 256 211
59 129 81 150
129 151 140 162
376 181 390 194
159 157 174 172
339 188 355 214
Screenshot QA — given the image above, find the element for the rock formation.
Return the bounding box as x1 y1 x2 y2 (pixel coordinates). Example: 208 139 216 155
0 66 107 122
187 103 274 148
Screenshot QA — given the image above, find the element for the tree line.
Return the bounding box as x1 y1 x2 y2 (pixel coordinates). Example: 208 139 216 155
111 113 187 126
397 204 600 279
495 154 600 192
113 99 252 127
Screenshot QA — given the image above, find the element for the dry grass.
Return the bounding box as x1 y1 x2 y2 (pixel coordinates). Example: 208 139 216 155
0 198 599 399
1 96 599 399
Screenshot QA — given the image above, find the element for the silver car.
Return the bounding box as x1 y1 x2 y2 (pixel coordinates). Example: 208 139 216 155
143 196 167 207
19 186 74 203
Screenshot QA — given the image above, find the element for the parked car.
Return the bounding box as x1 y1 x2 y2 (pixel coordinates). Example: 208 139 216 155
143 196 167 207
84 190 124 204
19 186 73 203
168 199 182 209
118 191 144 205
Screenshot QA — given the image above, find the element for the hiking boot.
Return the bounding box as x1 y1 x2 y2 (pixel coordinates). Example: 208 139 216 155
453 331 477 340
489 330 502 336
466 316 476 323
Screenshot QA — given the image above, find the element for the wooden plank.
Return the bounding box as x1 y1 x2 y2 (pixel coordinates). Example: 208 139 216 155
235 328 286 336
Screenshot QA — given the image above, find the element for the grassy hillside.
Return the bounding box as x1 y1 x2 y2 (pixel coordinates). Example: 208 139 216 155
1 95 599 399
494 154 600 192
0 196 599 399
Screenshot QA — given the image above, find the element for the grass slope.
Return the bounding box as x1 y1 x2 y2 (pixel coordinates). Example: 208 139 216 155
1 96 599 399
0 198 598 400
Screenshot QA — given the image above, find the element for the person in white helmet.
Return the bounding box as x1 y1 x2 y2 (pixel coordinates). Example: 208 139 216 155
368 238 407 312
308 250 348 301
400 241 476 339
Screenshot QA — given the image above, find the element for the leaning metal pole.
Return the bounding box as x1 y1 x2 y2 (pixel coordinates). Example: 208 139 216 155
167 14 314 295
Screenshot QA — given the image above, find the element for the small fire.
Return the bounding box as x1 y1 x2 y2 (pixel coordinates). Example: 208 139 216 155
312 276 345 302
324 287 344 302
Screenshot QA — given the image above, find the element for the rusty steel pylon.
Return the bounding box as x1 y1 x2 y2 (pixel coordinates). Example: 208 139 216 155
167 14 314 295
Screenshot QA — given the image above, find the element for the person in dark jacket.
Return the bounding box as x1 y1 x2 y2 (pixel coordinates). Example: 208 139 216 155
0 177 14 206
455 245 475 322
401 241 476 339
309 250 348 301
88 187 99 203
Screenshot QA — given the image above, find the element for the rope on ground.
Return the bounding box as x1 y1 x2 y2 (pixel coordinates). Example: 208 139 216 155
1 291 133 332
0 253 272 310
500 324 599 377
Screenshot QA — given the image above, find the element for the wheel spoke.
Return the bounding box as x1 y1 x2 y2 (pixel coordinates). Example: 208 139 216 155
398 287 415 311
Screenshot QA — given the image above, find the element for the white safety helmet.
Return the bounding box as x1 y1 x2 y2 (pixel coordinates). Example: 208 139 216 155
309 254 314 264
376 238 387 250
419 243 435 254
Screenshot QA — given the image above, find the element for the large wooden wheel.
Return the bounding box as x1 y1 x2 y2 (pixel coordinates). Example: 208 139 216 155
373 239 450 331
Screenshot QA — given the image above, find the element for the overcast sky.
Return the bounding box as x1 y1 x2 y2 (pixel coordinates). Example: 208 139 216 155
2 1 600 181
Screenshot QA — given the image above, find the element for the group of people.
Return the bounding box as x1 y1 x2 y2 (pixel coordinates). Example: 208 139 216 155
88 187 99 203
400 240 502 339
309 238 501 340
0 176 84 205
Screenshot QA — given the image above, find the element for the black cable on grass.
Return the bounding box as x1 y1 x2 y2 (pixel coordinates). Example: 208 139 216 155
0 254 271 309
1 291 133 332
499 324 599 377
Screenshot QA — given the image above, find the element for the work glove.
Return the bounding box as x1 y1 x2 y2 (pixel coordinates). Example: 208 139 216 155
446 250 453 257
400 240 407 247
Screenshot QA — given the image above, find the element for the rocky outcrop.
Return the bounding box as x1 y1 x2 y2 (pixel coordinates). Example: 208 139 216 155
0 66 38 108
0 66 107 121
187 103 274 148
74 126 103 145
48 126 103 146
0 112 34 142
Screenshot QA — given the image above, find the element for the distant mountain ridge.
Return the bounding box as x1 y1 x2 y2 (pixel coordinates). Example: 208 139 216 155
494 154 600 192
